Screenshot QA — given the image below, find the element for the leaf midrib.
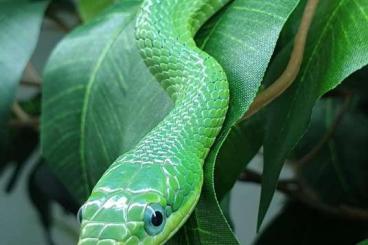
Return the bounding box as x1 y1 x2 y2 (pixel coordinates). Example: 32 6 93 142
79 14 136 196
299 0 346 87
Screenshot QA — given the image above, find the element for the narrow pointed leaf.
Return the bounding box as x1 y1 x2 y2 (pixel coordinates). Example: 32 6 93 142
78 0 119 21
42 1 172 200
259 0 368 228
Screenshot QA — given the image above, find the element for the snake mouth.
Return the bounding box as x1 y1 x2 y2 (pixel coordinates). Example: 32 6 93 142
78 238 123 245
78 222 138 245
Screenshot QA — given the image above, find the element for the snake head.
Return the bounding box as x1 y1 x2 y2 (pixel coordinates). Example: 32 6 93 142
78 190 171 244
77 160 202 245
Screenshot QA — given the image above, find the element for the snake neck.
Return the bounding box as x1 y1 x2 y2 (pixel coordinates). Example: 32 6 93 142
134 0 229 166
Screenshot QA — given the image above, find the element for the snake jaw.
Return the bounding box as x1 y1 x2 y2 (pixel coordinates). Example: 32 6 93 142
78 223 129 245
78 192 151 244
77 168 202 244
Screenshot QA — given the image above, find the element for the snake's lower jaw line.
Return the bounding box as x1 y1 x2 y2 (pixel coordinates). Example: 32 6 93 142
78 239 133 245
78 234 138 245
78 238 121 245
78 221 134 245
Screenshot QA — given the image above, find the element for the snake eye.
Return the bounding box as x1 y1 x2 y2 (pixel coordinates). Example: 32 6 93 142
77 207 83 224
144 203 166 235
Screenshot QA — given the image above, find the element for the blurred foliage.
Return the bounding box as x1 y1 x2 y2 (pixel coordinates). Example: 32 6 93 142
77 0 118 21
255 201 368 245
295 95 368 208
0 0 48 171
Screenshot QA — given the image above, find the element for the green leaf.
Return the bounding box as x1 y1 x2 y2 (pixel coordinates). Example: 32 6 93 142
357 240 368 245
215 112 264 200
294 97 368 207
42 0 299 243
173 0 300 242
197 0 299 223
42 1 171 200
259 0 368 228
0 0 48 154
78 0 120 21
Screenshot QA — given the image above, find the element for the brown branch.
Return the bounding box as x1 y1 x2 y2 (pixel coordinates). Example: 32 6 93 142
21 80 42 87
21 63 42 87
297 91 352 165
239 169 298 194
10 102 39 130
238 169 368 221
12 102 32 122
8 118 40 129
242 0 320 120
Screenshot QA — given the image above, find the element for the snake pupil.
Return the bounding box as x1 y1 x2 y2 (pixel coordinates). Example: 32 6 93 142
151 211 163 226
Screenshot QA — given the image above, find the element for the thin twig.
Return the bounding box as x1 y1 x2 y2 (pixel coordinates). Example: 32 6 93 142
10 103 39 130
8 118 40 129
242 0 320 120
21 80 42 87
12 102 32 122
21 63 42 87
297 92 352 165
239 169 298 194
238 169 368 221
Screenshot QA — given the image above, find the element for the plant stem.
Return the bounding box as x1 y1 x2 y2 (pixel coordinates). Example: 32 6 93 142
12 102 32 122
242 0 320 120
10 102 39 130
9 118 40 129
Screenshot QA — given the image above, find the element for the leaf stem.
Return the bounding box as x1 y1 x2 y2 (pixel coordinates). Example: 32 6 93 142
242 0 320 120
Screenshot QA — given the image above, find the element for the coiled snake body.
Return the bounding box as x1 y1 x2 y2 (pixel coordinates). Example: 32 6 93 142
78 0 230 244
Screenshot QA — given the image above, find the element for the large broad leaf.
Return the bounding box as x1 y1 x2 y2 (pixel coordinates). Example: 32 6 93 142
197 0 299 203
78 0 119 21
179 1 299 242
42 1 171 199
42 0 298 243
259 0 368 228
0 0 48 153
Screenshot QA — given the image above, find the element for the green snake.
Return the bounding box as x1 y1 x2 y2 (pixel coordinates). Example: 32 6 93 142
78 0 230 244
